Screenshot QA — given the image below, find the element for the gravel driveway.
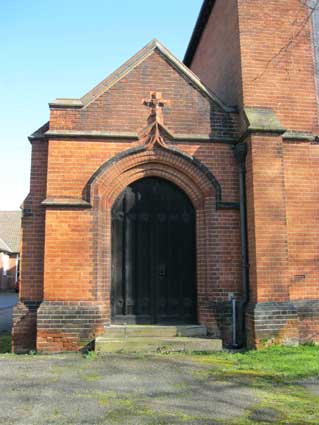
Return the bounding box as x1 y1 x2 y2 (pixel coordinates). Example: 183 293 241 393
0 353 259 425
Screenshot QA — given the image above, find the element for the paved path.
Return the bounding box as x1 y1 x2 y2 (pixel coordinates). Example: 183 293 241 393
0 353 259 425
0 292 18 332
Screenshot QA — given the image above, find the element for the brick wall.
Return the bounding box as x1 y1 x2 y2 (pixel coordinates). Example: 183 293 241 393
20 141 47 302
190 0 243 106
243 133 319 346
38 142 242 351
37 301 106 352
246 134 290 304
190 0 318 131
44 210 94 301
237 0 318 132
284 142 319 301
283 141 319 343
49 51 238 139
188 0 319 345
12 140 47 352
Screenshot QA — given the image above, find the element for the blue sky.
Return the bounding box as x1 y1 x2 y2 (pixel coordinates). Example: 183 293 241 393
0 0 202 210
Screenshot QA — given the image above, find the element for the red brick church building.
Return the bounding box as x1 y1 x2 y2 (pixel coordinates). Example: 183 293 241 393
13 0 319 352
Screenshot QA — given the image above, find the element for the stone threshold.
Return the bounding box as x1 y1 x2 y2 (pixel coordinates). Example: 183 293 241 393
96 325 223 353
103 324 208 338
95 336 222 354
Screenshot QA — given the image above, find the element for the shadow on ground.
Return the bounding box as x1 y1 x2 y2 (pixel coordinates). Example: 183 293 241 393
0 353 258 425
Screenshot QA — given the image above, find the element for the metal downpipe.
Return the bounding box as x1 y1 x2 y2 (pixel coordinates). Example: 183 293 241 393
233 143 249 348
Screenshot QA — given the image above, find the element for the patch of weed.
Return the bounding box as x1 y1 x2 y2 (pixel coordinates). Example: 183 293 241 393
84 350 97 360
0 333 11 353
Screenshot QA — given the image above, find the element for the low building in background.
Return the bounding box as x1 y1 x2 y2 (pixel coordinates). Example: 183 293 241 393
0 212 21 292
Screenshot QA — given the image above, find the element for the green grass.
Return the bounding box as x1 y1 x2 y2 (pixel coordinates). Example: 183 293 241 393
188 345 319 424
190 344 319 382
83 350 97 360
0 333 11 353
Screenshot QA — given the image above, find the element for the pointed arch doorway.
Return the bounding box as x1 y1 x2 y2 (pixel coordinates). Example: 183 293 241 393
111 177 197 325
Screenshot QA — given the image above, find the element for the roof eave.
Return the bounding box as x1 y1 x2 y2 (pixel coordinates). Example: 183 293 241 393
28 122 50 142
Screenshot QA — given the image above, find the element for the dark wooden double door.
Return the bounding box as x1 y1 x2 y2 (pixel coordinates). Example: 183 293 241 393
111 177 196 324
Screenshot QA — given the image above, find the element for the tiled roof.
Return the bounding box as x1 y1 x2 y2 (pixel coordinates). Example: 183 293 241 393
0 211 22 253
0 237 11 252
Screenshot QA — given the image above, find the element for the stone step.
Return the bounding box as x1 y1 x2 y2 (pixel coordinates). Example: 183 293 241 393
102 324 207 338
95 336 222 354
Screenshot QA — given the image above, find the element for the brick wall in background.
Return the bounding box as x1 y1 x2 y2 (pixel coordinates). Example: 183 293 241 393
190 0 243 107
237 0 318 132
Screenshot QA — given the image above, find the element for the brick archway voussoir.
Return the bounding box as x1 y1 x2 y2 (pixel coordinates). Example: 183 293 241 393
90 149 216 209
105 165 205 209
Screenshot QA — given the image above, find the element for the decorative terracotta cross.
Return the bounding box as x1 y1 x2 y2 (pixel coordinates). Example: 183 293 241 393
143 91 168 125
140 91 170 149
